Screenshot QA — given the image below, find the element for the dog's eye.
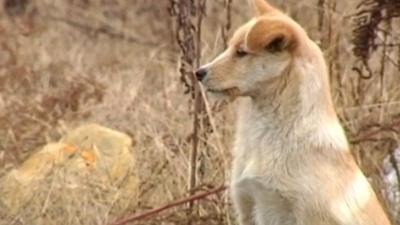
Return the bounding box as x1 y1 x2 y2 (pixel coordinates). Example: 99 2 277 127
236 48 248 57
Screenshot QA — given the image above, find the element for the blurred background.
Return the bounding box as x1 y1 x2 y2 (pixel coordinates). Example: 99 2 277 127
0 0 399 224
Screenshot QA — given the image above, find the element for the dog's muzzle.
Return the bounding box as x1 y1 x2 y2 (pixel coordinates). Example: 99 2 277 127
195 67 208 81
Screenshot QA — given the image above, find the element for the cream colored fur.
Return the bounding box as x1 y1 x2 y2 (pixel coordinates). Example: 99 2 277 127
197 0 392 225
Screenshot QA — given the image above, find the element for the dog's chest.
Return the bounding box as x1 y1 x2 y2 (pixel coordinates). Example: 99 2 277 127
232 112 308 194
233 129 300 190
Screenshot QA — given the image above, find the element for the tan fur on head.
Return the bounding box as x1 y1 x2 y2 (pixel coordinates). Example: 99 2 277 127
245 18 298 52
198 0 392 225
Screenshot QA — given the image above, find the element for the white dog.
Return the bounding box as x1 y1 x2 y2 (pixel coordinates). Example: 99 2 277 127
195 0 392 224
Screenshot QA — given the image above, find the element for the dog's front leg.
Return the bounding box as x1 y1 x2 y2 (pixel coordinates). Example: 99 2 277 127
231 182 255 225
252 189 295 225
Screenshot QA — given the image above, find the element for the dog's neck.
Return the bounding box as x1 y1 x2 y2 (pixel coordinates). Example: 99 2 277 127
236 54 348 152
252 58 331 121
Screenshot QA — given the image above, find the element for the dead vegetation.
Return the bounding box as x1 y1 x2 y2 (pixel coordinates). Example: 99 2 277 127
0 0 399 224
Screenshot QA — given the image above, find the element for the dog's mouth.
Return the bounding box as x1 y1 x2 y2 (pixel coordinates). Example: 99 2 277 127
207 88 225 93
206 87 240 97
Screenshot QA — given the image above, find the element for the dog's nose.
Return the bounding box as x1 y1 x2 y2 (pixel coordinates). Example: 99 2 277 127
195 67 208 81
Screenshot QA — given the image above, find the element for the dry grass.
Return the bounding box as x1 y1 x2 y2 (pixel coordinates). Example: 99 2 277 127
0 0 399 224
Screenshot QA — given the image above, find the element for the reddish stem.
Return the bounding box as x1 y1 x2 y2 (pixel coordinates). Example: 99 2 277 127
108 185 227 225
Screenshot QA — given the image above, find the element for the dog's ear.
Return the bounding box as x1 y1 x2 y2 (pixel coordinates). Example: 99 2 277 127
264 33 295 52
249 0 277 15
245 19 297 52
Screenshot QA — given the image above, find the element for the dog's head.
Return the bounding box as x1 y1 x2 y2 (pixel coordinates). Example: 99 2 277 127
196 0 309 98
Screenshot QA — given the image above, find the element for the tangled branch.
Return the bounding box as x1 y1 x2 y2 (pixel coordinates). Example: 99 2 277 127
352 0 400 78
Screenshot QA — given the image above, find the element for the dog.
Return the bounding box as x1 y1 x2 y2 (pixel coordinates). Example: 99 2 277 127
195 0 392 224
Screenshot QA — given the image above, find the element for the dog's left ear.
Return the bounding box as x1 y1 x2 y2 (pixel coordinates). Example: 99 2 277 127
246 19 297 53
249 0 277 15
264 33 295 52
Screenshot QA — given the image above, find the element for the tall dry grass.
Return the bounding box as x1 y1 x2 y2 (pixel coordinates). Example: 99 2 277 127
0 0 399 224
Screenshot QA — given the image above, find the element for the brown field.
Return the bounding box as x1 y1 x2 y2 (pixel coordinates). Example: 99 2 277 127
0 0 399 225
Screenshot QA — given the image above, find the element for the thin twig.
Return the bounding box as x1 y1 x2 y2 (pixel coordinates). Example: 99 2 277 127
222 0 232 48
169 1 210 222
189 0 207 212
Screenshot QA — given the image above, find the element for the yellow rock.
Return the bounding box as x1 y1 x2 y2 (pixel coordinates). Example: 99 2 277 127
60 124 134 184
0 124 137 221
